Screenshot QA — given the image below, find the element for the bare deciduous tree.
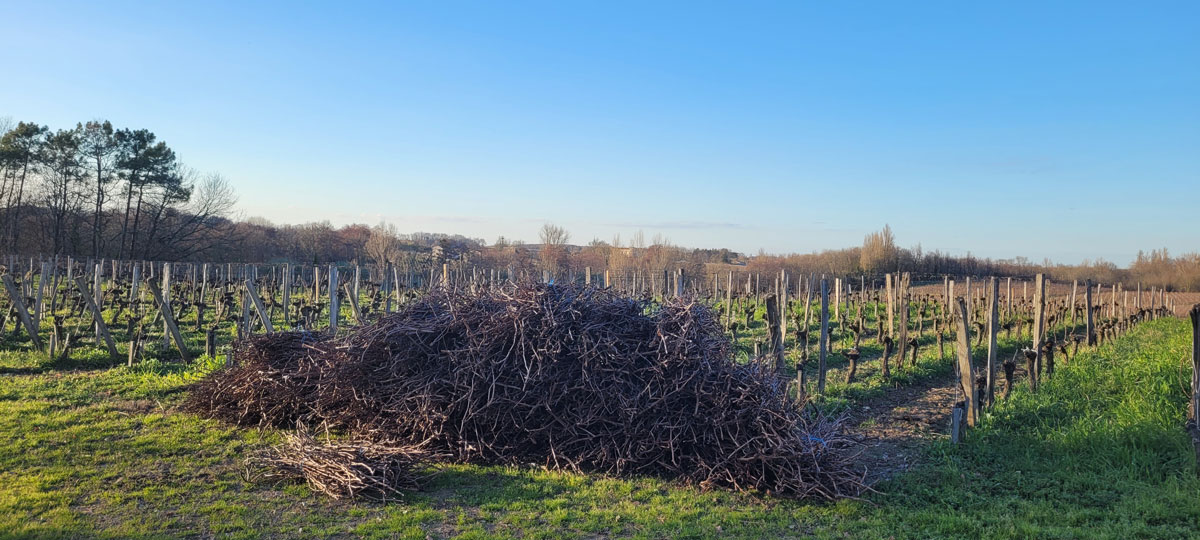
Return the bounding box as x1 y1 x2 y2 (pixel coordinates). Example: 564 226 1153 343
366 221 401 270
861 224 898 273
539 223 571 279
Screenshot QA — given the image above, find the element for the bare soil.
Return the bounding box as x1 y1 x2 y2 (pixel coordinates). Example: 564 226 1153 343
847 373 960 485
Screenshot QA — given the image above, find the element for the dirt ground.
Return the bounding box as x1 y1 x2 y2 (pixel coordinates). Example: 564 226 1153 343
847 373 958 485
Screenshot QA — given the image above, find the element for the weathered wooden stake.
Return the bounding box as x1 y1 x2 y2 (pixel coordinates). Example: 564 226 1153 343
1 275 42 351
986 277 999 408
1085 279 1095 345
146 281 190 363
1189 304 1200 427
244 279 275 333
954 297 978 427
1031 273 1046 390
328 265 339 331
74 276 119 359
765 294 784 374
817 279 830 394
205 327 216 358
282 263 291 324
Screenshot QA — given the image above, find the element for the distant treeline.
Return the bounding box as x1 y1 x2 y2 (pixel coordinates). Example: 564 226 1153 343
233 221 1200 293
0 118 235 260
5 119 1198 291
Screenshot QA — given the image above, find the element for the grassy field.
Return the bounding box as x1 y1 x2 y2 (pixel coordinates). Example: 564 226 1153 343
1 314 1196 539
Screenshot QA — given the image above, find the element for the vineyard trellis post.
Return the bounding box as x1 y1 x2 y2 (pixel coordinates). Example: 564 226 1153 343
1 274 43 351
1070 279 1078 326
33 261 48 329
245 279 274 333
885 273 895 338
1190 304 1200 427
1031 273 1046 391
147 280 190 363
897 272 910 366
1085 279 1095 345
765 294 784 374
986 277 999 408
328 265 339 331
954 296 978 427
74 275 119 359
817 278 829 394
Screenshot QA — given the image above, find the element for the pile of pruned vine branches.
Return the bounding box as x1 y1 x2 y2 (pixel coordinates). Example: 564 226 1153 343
186 283 865 500
246 428 430 501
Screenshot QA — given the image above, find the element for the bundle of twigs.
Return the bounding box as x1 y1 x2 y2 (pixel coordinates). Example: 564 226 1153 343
184 330 334 428
186 283 865 499
248 428 428 501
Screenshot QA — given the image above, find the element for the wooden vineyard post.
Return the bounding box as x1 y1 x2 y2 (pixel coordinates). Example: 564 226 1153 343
885 273 895 339
33 262 48 328
801 274 815 363
95 263 104 343
205 327 216 357
282 263 291 324
817 278 830 394
986 277 999 408
950 403 966 444
385 263 394 312
1085 279 1095 345
1031 273 1046 391
74 276 120 359
765 295 784 374
964 276 972 326
394 266 403 308
244 279 275 333
353 265 361 300
199 262 208 305
1190 304 1200 427
897 272 910 367
725 271 733 327
146 281 191 363
130 263 141 303
238 286 251 339
954 297 978 427
1070 279 1078 327
781 271 789 341
1110 284 1117 322
328 265 339 331
2 274 44 351
833 277 841 328
342 283 363 324
313 265 320 304
1006 277 1013 320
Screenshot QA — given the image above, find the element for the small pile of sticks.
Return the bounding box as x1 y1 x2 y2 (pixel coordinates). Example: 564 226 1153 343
248 428 428 501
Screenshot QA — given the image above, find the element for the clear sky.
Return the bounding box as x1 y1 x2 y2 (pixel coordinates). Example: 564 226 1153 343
3 1 1197 265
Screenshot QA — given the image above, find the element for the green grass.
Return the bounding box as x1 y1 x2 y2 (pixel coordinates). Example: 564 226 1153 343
0 319 1197 538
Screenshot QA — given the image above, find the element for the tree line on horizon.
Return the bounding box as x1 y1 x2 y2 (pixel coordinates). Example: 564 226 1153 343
4 119 1198 291
0 118 235 261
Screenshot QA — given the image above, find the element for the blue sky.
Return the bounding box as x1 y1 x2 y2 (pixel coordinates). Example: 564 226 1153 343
3 1 1197 265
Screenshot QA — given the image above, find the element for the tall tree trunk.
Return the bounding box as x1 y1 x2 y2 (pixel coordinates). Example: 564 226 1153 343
0 169 11 252
118 180 135 260
93 156 104 258
129 186 145 259
9 162 28 252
